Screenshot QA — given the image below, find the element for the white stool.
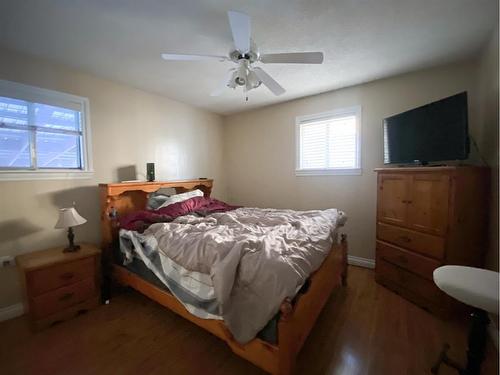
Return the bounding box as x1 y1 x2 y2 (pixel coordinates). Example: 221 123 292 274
432 266 499 375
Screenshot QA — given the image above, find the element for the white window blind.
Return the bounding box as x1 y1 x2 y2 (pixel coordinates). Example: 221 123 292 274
296 106 361 176
0 80 93 180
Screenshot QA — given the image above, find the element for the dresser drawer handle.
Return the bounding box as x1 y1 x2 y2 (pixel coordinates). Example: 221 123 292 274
59 292 74 302
381 255 408 265
398 236 411 243
60 272 75 281
397 255 408 264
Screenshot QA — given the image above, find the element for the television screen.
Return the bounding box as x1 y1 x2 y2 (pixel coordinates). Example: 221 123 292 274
383 92 469 165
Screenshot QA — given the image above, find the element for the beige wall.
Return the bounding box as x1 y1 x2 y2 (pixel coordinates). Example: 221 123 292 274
223 61 481 262
476 27 499 272
0 48 227 308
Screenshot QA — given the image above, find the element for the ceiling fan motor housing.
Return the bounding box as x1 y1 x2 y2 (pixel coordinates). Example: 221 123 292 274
229 48 259 63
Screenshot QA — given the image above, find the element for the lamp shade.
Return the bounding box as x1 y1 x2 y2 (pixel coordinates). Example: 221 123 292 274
54 207 87 229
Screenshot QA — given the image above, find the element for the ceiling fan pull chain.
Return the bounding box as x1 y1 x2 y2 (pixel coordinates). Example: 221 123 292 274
243 85 248 102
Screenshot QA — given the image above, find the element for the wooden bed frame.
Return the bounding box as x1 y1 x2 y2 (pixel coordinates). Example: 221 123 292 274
99 179 348 375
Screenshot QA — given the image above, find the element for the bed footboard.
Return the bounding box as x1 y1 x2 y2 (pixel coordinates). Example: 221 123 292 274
277 234 348 375
110 234 348 375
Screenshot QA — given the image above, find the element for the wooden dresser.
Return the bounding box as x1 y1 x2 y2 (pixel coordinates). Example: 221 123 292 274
16 243 101 330
375 166 489 316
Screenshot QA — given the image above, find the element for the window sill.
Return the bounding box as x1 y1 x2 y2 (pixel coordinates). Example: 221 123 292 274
295 168 362 176
0 170 94 181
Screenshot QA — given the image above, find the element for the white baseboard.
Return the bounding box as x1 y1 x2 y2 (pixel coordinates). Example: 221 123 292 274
348 255 375 269
0 303 24 322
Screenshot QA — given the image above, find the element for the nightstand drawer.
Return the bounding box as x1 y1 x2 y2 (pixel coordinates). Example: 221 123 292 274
31 278 96 319
29 257 95 296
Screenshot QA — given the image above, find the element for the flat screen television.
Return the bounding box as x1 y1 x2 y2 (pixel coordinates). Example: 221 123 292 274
383 92 469 165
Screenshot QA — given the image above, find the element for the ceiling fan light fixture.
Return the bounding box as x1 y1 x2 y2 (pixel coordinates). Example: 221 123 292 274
227 70 238 89
247 70 261 90
235 61 249 86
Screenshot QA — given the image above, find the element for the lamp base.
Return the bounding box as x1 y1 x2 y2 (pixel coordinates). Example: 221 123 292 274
63 227 81 253
63 244 81 253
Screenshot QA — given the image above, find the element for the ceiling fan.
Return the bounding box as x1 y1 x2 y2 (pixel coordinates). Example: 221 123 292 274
161 11 324 99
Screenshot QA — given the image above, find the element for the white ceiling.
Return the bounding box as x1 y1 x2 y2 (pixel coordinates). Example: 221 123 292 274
0 0 497 115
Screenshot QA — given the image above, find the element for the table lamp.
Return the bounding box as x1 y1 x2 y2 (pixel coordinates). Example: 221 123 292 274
54 207 87 252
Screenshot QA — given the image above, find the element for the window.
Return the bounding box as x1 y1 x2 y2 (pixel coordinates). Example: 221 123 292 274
0 80 93 180
296 106 361 176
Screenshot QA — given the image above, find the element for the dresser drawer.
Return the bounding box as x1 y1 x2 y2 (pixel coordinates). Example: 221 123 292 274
31 278 96 319
376 259 443 304
29 257 95 296
377 222 445 259
376 241 441 280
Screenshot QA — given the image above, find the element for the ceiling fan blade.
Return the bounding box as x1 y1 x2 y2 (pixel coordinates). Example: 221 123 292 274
253 68 285 96
260 52 324 64
161 53 227 62
210 70 236 97
227 11 251 54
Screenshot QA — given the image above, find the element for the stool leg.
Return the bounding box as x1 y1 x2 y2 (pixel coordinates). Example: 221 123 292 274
431 308 490 375
432 343 465 374
464 308 490 375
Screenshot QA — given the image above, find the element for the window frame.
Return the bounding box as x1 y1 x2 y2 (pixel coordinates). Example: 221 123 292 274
0 80 93 181
295 105 362 176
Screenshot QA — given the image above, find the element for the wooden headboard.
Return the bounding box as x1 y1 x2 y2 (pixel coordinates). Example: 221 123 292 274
99 179 213 249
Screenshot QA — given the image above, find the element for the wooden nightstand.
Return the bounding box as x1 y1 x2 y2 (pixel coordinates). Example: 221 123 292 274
16 243 101 330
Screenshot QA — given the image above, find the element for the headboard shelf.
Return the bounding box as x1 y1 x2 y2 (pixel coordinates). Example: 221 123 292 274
99 179 213 249
99 179 213 197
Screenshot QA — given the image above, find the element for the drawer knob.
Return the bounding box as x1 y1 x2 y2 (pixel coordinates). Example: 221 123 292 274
398 236 411 243
59 292 74 302
398 255 408 263
60 272 75 281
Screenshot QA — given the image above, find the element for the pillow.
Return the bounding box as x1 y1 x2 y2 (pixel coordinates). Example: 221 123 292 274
156 189 204 209
147 193 171 210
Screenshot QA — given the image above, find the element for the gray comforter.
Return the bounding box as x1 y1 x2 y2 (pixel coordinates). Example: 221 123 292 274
123 207 345 343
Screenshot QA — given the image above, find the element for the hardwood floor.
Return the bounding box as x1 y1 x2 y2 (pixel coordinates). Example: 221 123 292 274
0 266 497 375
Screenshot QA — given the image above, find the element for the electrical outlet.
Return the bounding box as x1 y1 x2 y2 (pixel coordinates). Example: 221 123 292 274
0 255 16 268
